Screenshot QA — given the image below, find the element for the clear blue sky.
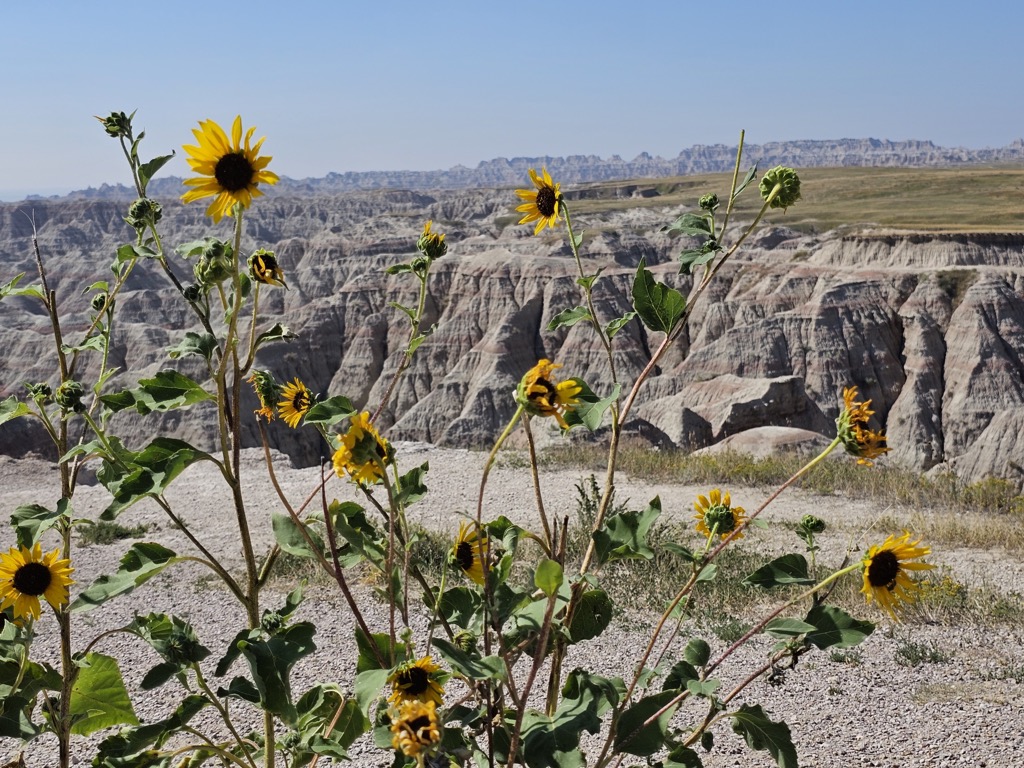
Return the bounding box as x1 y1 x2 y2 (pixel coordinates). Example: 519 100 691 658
2 0 1022 200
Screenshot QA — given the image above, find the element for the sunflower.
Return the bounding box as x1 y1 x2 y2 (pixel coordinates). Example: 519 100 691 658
515 167 562 235
0 543 74 621
248 249 287 288
417 220 447 261
390 699 441 758
836 386 890 465
516 359 582 430
278 378 313 428
450 521 489 586
693 489 748 541
861 531 934 620
182 116 279 223
248 370 280 422
332 411 393 485
388 656 444 707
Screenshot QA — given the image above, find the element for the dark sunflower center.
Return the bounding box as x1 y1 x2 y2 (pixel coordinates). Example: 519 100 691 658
528 377 556 406
535 187 557 217
398 666 430 694
455 541 475 571
214 152 255 192
291 391 310 412
867 550 900 590
13 562 52 596
408 715 432 738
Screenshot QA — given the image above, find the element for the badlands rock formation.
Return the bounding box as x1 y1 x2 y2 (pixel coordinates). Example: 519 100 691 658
1 187 1022 489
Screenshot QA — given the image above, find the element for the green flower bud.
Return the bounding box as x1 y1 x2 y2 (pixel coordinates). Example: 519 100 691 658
55 380 86 413
454 630 477 654
417 220 448 261
703 503 739 535
182 283 203 303
759 166 801 210
799 514 826 534
124 197 163 232
193 239 234 286
698 193 719 212
25 382 52 403
91 292 109 312
95 111 133 138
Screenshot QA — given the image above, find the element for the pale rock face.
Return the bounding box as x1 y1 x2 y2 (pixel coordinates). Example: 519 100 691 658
2 189 1024 489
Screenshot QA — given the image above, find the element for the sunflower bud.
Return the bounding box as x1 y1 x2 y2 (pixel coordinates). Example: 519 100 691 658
55 380 86 413
193 239 234 286
417 220 448 261
759 166 802 210
799 514 826 534
25 382 52 403
95 111 133 138
124 197 163 232
454 630 477 654
182 283 203 303
248 249 287 288
698 193 719 212
703 503 739 535
91 292 109 312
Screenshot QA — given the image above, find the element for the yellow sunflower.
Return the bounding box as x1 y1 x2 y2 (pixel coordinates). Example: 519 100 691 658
248 370 280 422
248 249 287 288
450 521 489 586
836 386 890 465
182 116 279 223
516 359 582 430
390 699 441 758
417 220 448 261
861 531 934 620
331 411 393 485
388 656 444 707
515 167 562 235
693 489 748 541
278 378 313 428
0 543 74 621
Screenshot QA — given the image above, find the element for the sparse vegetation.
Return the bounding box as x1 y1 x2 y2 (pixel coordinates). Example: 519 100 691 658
77 520 150 547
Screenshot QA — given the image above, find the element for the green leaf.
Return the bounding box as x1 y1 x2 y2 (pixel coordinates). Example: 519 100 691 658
804 604 874 650
663 660 699 691
167 331 218 361
329 501 386 569
354 629 393 673
0 396 31 427
116 242 158 262
385 262 414 275
591 497 661 565
10 498 71 548
432 638 506 681
562 380 621 433
730 703 797 768
0 694 40 740
576 267 604 290
571 232 584 250
743 553 815 589
69 652 139 735
662 212 712 237
396 461 429 507
255 322 297 349
61 335 106 354
272 512 325 560
614 690 679 756
695 563 719 583
547 306 593 332
535 558 563 597
631 258 686 334
71 542 180 612
127 613 210 686
678 248 719 274
388 300 417 322
686 678 720 698
94 695 208 761
0 273 44 301
733 164 758 199
684 637 711 667
354 668 389 717
138 152 175 191
101 370 214 414
303 395 355 428
764 618 816 639
567 588 613 643
666 745 705 767
97 437 213 519
604 311 636 339
238 622 317 725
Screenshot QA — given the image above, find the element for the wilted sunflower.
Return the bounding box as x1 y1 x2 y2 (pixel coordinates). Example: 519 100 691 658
388 656 444 707
390 699 441 758
450 521 489 586
516 359 582 430
861 531 934 620
332 411 393 485
182 116 279 223
515 167 562 235
248 249 287 288
0 543 74 621
694 489 748 540
278 378 313 428
836 386 890 465
248 370 280 422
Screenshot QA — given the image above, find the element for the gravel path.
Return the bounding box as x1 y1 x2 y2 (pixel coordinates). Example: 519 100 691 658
1 446 1022 767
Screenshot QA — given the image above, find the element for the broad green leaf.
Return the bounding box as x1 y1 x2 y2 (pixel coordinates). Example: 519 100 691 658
329 501 386 568
127 613 209 689
293 685 368 760
272 512 325 560
662 212 712 237
764 618 816 639
431 638 506 681
303 395 355 428
0 396 31 427
97 437 213 519
631 258 686 334
10 498 71 548
100 370 214 414
0 273 44 301
69 652 139 735
679 243 722 274
254 322 297 348
238 621 317 726
72 542 179 612
94 695 208 761
733 164 758 199
138 152 175 191
354 668 389 717
567 588 613 643
535 558 563 597
385 262 414 275
686 678 721 698
591 496 661 565
662 541 698 563
663 660 699 691
684 637 711 667
614 690 679 756
666 745 705 767
61 335 106 354
0 694 40 740
116 242 158 262
562 380 620 433
167 331 218 361
695 563 719 583
547 306 593 332
354 629 394 673
730 703 797 768
434 586 483 631
604 311 636 338
804 604 874 650
743 553 815 589
396 461 429 507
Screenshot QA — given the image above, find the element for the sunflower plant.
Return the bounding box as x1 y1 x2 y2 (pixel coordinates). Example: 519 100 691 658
0 112 937 768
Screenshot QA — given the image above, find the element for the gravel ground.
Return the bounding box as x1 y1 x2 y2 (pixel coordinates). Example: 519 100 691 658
1 446 1022 767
